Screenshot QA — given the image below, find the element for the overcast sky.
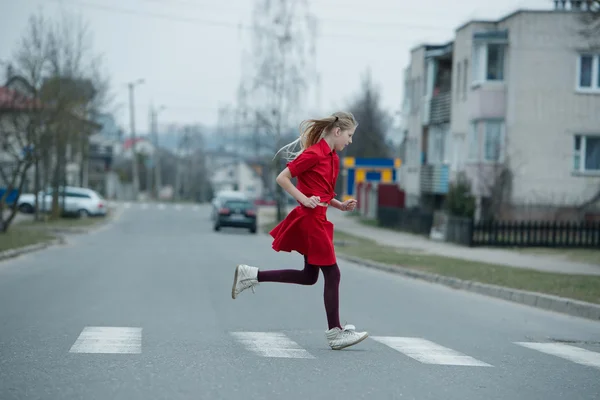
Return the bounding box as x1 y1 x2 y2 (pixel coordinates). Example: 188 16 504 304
0 0 551 134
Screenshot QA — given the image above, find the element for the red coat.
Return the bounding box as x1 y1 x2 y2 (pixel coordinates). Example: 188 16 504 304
270 139 339 266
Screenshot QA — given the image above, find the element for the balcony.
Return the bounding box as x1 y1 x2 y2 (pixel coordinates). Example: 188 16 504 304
420 164 450 194
429 91 451 124
468 85 506 120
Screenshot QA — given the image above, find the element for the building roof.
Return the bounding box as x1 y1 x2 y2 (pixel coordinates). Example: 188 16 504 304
409 40 454 54
122 137 152 150
0 86 41 111
455 8 585 33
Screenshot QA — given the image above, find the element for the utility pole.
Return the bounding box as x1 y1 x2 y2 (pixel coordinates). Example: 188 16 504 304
128 79 144 201
150 104 166 199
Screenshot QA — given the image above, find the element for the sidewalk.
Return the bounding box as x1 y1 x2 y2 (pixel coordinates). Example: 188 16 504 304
327 209 600 276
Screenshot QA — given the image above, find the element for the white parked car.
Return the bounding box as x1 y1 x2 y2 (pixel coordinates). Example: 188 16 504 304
17 186 107 218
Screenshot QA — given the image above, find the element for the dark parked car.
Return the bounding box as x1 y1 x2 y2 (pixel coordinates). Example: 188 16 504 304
214 199 257 234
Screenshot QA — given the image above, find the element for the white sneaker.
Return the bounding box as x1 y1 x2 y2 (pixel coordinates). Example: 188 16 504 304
231 264 259 299
325 324 369 350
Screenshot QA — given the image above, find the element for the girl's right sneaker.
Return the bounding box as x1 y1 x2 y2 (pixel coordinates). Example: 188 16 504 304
231 264 259 299
325 324 369 350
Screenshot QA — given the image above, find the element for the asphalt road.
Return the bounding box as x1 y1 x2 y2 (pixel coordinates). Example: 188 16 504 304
1 203 599 400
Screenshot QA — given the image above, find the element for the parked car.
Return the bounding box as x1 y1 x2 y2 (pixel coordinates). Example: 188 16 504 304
211 190 248 221
213 198 257 233
16 186 107 218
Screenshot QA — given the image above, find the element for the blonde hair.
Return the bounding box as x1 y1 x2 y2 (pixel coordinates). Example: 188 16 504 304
275 111 358 161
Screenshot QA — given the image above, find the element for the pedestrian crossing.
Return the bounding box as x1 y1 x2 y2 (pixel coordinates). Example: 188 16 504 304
370 336 493 367
107 202 202 212
67 326 600 371
69 326 142 354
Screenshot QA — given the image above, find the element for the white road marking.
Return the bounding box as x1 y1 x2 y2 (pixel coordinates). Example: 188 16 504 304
69 327 142 354
141 204 148 210
371 337 492 366
192 206 199 211
231 332 315 359
175 205 182 211
515 342 600 370
158 204 166 210
124 203 131 209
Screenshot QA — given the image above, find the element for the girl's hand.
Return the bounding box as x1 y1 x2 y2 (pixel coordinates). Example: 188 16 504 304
302 196 321 208
342 199 357 211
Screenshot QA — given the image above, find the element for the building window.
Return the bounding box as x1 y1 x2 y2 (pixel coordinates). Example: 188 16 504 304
574 134 600 173
462 59 469 100
455 62 461 101
483 121 504 162
577 54 600 91
467 123 479 161
472 43 505 83
467 120 505 162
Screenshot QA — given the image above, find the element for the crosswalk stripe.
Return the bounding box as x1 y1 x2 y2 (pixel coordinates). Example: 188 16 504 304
231 332 315 359
69 327 142 354
371 337 492 366
515 342 600 370
118 203 203 211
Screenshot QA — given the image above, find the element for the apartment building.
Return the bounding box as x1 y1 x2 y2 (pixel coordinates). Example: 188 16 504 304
400 2 600 220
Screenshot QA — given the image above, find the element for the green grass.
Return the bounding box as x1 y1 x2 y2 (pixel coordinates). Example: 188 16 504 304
263 222 600 305
515 247 600 266
19 209 114 230
0 226 56 252
0 211 114 253
20 216 106 229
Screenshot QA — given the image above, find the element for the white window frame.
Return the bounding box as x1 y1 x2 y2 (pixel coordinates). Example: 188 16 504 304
482 120 505 162
466 119 505 164
472 42 506 86
576 54 600 93
573 134 600 174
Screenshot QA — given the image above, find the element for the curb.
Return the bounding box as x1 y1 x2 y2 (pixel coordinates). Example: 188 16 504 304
0 237 65 262
337 253 600 322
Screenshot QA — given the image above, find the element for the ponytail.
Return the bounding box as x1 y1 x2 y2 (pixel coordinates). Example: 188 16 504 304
275 112 357 161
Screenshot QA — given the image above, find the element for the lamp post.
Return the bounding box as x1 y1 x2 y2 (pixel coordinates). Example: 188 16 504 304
151 104 166 199
128 78 145 200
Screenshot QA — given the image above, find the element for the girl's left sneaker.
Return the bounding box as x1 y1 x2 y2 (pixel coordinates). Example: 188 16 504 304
325 324 369 350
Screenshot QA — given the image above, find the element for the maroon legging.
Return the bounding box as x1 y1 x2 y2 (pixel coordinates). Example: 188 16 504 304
257 258 342 330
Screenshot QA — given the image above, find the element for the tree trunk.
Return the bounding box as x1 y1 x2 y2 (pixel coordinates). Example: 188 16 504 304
34 156 40 221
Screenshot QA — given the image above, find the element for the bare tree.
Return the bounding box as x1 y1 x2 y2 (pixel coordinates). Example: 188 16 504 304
172 124 209 201
0 78 41 232
577 0 600 48
6 10 111 220
346 70 393 159
241 0 318 221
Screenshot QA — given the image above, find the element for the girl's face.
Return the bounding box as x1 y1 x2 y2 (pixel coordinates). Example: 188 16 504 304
333 127 355 151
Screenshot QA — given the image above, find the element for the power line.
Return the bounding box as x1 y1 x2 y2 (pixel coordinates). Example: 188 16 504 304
142 0 461 19
43 0 453 43
138 0 454 31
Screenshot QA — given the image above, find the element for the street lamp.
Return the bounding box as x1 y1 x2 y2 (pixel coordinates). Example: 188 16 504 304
128 78 145 200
